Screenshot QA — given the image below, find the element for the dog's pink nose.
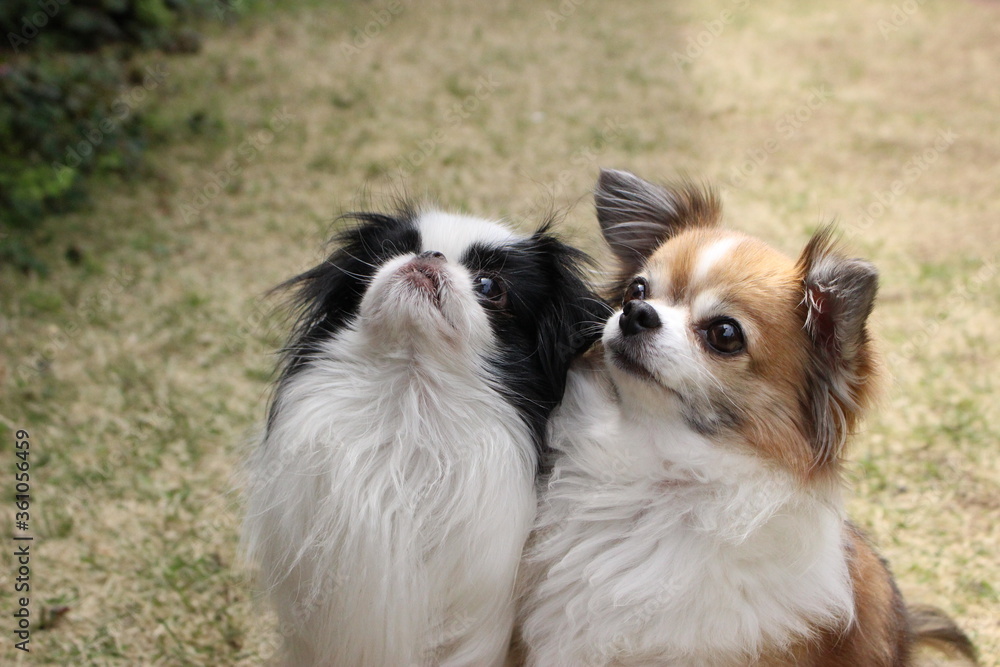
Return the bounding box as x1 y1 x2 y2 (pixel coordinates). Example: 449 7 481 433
400 255 445 295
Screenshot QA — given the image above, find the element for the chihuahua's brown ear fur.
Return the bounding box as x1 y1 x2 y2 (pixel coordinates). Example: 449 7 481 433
595 169 721 279
797 227 882 468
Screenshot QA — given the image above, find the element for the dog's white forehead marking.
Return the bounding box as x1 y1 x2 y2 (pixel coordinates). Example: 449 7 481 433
417 211 519 260
690 289 723 321
692 237 739 285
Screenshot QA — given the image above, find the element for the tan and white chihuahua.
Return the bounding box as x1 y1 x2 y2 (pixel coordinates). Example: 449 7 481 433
516 169 977 666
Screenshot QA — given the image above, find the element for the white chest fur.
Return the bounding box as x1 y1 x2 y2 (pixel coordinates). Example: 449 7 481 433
519 368 855 667
244 330 536 667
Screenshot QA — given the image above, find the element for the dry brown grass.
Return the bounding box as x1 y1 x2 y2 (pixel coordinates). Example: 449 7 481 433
1 0 996 664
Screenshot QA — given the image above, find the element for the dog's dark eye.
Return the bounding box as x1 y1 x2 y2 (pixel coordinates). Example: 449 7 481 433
624 277 647 305
704 318 745 355
473 275 507 308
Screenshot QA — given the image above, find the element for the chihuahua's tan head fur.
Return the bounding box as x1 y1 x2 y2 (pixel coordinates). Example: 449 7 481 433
596 168 882 479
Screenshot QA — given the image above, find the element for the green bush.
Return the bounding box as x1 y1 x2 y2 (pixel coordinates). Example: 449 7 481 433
0 55 138 221
1 0 222 53
0 0 250 273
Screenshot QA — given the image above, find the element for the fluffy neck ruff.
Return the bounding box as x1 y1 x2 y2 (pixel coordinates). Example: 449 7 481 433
521 368 855 667
245 326 536 667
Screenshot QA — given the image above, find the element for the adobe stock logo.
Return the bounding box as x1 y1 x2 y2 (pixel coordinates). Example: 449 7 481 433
721 86 833 190
339 0 409 57
6 0 71 52
50 64 169 177
395 74 500 176
671 0 753 68
179 107 295 223
877 0 928 39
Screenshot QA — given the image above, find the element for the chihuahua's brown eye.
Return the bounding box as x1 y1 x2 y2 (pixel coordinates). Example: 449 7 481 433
473 275 507 309
704 318 745 355
624 277 647 305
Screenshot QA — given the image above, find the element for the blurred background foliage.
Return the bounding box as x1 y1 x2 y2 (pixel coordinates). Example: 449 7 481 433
0 0 249 274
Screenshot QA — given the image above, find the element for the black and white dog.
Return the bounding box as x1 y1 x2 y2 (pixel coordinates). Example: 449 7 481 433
242 207 604 666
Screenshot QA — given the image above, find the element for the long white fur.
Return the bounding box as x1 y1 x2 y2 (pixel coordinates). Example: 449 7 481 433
518 314 856 666
243 214 537 666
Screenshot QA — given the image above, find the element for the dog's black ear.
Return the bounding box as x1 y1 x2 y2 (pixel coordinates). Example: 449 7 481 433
492 227 609 468
797 227 881 466
595 168 721 276
531 230 610 384
530 229 610 469
267 212 419 427
281 212 418 359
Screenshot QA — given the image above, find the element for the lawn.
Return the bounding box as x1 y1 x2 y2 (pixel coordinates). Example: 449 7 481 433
1 0 996 664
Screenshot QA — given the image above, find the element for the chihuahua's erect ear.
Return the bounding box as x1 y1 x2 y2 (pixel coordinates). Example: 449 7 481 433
797 227 881 467
595 168 721 275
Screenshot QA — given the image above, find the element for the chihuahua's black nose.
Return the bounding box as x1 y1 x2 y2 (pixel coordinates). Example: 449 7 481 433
620 301 661 337
418 250 445 260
